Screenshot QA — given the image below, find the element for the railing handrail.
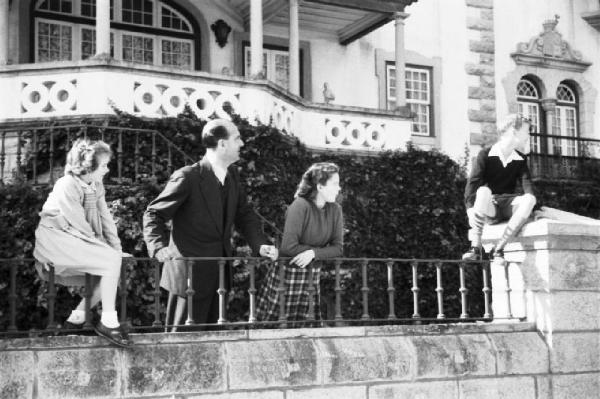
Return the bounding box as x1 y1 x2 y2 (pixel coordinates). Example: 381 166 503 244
530 132 600 144
0 256 487 264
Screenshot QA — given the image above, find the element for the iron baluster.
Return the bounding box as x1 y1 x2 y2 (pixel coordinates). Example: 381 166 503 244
386 260 396 320
361 259 370 320
334 259 343 324
459 262 469 319
411 261 421 319
248 259 257 323
217 259 228 324
435 262 445 319
185 260 195 325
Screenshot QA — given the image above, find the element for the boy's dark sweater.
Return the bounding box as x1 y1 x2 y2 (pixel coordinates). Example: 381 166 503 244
464 146 534 208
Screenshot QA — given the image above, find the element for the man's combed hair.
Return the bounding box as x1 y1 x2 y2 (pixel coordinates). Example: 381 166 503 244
202 119 234 149
498 114 531 136
65 138 112 176
295 162 339 200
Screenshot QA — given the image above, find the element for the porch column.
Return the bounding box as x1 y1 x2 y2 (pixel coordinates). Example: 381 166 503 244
0 0 8 65
250 0 264 78
288 0 300 95
96 0 111 57
393 12 409 109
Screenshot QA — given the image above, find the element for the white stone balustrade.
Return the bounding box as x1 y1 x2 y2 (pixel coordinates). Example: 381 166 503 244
0 62 412 151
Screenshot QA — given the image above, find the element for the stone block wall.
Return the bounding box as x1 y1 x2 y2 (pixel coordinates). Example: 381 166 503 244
465 0 497 146
483 219 600 399
1 323 550 399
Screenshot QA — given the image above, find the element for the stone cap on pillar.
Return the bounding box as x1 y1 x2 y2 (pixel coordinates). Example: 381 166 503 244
482 218 600 253
483 218 600 292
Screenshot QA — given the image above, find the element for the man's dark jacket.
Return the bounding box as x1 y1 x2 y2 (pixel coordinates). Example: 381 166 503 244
143 158 266 294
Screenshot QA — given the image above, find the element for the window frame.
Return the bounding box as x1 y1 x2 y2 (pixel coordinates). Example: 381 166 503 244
385 62 434 137
552 83 579 157
516 77 543 154
32 0 199 69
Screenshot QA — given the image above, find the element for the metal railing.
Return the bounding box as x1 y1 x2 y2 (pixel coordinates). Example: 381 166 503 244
529 133 600 180
0 123 196 185
0 256 510 337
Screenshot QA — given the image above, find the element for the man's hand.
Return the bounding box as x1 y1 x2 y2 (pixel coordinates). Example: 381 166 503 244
290 249 315 268
259 245 279 261
155 247 173 263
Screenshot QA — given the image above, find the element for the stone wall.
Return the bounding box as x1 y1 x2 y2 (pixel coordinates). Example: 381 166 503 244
1 323 549 399
465 0 497 147
483 219 600 399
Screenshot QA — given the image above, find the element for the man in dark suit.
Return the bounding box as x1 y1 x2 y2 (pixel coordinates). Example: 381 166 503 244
143 119 278 325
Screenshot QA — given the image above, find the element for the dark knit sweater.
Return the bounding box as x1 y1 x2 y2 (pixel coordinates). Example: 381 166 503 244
464 146 533 208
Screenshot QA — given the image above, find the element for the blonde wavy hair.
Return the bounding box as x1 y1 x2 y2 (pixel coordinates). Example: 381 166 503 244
64 138 112 176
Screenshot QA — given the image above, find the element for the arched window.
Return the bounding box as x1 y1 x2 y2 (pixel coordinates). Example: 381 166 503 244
552 83 578 156
33 0 198 70
516 77 542 153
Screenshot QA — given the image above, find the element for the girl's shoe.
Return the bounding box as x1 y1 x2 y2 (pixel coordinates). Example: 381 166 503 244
94 322 133 348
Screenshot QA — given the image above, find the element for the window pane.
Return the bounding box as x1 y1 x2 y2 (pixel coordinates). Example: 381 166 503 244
161 38 192 69
123 34 154 65
38 21 72 61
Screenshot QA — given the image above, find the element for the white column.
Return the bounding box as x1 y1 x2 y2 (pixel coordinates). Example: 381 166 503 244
394 12 409 109
0 0 9 65
288 0 300 95
250 0 264 78
96 0 111 57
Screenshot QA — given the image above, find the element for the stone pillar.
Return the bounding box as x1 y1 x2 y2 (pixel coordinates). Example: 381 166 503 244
541 98 556 149
483 219 600 397
288 0 300 95
0 0 9 65
393 12 409 108
96 0 111 57
249 0 264 78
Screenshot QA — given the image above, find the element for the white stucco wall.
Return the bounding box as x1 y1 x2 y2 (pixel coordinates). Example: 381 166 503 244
364 0 471 160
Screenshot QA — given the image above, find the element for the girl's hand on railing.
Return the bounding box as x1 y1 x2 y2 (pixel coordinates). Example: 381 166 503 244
259 245 279 261
155 247 173 263
291 250 315 268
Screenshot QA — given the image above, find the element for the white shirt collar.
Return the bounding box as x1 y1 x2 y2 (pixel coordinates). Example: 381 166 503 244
489 143 523 168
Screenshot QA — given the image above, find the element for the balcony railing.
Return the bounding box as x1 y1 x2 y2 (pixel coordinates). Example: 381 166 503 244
0 60 413 152
529 133 600 180
0 123 194 185
0 256 504 336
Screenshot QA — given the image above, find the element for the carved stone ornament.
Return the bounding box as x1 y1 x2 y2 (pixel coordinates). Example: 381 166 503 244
511 15 591 72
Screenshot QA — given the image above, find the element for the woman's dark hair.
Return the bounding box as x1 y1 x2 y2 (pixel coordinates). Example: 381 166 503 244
295 162 339 199
64 138 112 176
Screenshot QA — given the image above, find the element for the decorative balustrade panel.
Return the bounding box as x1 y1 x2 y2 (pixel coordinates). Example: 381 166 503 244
1 65 412 151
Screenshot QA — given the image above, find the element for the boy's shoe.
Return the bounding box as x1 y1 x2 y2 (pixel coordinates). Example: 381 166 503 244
462 246 484 261
94 322 133 348
490 247 507 267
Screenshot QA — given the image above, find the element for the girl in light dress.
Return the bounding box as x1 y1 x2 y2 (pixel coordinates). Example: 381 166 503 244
33 138 131 347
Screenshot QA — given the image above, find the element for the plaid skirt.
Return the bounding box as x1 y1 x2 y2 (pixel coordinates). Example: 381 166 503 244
256 262 322 322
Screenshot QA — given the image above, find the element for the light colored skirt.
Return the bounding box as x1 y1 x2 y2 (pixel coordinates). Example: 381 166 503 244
33 224 121 286
160 259 188 297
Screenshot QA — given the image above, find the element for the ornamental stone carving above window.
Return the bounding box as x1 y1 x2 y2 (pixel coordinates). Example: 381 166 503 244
511 15 591 72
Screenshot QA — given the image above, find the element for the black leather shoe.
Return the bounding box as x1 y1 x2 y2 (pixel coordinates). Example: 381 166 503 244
94 322 133 348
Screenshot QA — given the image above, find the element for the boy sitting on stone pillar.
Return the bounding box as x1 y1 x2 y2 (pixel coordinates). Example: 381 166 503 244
462 114 537 265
